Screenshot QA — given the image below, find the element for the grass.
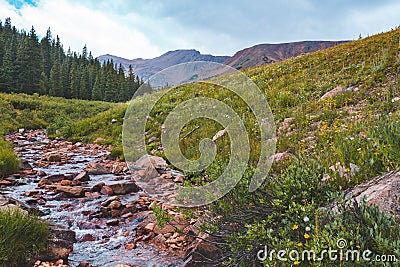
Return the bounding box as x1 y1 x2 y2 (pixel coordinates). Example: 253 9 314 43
0 27 399 267
0 139 19 178
0 208 49 266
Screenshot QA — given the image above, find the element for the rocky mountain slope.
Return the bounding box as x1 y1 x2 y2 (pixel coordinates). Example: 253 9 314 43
98 40 347 80
224 40 348 70
98 50 229 80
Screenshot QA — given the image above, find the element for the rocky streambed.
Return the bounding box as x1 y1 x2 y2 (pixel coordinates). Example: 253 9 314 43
0 130 204 267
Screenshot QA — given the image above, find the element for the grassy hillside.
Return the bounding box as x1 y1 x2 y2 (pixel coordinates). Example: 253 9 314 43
0 27 399 266
60 28 400 266
0 93 116 176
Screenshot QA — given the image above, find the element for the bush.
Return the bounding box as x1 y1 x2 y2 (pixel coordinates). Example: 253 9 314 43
0 140 19 178
0 208 49 266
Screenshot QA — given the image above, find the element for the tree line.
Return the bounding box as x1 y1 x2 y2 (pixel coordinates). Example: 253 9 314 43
0 18 144 102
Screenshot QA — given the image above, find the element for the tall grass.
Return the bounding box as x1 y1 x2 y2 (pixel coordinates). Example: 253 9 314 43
0 208 49 266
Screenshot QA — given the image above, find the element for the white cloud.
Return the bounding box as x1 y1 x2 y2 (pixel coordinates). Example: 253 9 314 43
0 0 161 58
1 0 400 59
346 2 400 38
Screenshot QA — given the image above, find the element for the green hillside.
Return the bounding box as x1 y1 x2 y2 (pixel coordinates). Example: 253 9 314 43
61 28 400 266
0 27 399 266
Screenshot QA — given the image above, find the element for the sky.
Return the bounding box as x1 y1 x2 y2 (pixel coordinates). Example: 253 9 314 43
0 0 399 59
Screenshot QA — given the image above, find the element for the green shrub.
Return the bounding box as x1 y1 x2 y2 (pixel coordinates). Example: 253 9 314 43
110 146 124 160
0 140 19 178
0 208 49 266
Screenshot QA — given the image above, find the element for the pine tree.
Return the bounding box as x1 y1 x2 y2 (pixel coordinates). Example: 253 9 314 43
0 35 17 92
69 59 79 99
41 28 52 78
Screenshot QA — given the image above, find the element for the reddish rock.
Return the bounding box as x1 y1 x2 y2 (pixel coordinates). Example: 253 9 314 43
60 180 72 186
38 178 51 188
78 233 96 242
55 185 85 198
77 261 93 267
100 186 113 196
0 180 14 186
161 173 172 179
144 223 156 233
110 209 121 218
24 190 40 196
125 243 136 250
84 162 110 175
121 212 133 218
44 152 62 162
74 171 90 182
47 174 66 183
91 181 105 192
37 170 47 177
101 196 120 207
106 219 119 226
108 182 139 195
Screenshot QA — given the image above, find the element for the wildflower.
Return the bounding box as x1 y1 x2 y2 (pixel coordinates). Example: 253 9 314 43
304 233 310 239
297 242 303 247
292 224 299 230
294 260 300 265
303 216 309 223
305 226 311 232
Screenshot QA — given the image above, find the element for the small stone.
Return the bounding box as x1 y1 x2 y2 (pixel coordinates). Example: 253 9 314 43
100 186 113 196
93 137 106 144
38 178 51 188
60 180 72 186
153 234 166 245
37 170 47 177
121 212 133 218
160 173 172 179
77 261 93 267
78 233 96 242
106 219 119 226
92 181 105 192
101 196 120 207
144 222 155 232
125 243 136 250
174 176 184 183
110 209 121 218
108 200 122 210
25 190 40 196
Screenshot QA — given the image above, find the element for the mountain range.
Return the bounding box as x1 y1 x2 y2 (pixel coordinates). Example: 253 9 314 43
97 40 348 80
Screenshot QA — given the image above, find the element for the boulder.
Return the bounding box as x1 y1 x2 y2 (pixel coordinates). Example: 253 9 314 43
55 185 85 198
39 222 76 262
108 182 140 195
183 233 224 267
101 196 120 207
84 162 110 175
74 171 90 182
133 155 168 170
44 153 62 162
92 181 105 192
47 174 66 183
343 170 400 217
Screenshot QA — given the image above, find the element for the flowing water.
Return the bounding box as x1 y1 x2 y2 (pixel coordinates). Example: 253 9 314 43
2 130 183 267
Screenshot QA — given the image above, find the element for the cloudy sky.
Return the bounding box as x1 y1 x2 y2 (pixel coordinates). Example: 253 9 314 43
1 0 399 59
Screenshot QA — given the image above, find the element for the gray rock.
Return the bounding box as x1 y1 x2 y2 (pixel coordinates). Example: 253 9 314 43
84 162 110 175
